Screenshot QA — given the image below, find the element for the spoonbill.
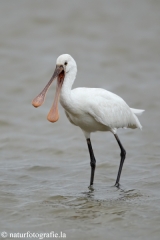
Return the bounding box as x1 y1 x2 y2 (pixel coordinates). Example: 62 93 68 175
32 54 144 187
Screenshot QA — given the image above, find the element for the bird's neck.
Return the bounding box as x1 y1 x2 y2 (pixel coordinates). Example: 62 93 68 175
60 68 77 110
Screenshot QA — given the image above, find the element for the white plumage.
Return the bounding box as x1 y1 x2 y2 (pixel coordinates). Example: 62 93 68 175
32 54 144 187
61 87 143 135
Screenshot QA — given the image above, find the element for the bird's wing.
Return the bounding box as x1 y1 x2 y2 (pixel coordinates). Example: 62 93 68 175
86 89 137 129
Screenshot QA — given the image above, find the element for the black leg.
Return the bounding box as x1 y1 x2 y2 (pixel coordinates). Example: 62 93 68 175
114 134 126 187
86 138 96 186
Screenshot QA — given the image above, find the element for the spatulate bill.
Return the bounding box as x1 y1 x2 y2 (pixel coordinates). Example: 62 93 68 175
32 66 63 108
47 73 64 123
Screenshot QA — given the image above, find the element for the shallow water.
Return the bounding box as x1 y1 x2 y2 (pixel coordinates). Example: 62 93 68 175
0 1 160 239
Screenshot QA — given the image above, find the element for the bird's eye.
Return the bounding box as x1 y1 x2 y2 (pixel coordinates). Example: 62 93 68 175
64 62 68 66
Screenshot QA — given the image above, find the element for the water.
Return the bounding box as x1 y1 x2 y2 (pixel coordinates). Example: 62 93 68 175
0 1 160 239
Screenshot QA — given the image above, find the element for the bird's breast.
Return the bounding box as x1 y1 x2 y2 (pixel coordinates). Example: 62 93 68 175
64 110 110 133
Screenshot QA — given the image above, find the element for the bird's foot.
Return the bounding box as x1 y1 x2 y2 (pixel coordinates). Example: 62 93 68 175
114 182 120 189
88 184 94 191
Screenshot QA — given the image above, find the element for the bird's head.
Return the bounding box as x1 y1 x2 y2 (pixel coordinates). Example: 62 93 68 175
56 54 77 74
32 54 76 123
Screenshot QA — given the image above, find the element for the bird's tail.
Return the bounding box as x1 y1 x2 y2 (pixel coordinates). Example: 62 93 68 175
129 108 145 130
130 108 145 116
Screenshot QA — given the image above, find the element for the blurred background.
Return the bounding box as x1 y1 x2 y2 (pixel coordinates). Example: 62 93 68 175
0 0 160 239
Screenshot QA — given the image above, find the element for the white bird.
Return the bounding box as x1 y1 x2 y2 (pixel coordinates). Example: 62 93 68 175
32 54 144 187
